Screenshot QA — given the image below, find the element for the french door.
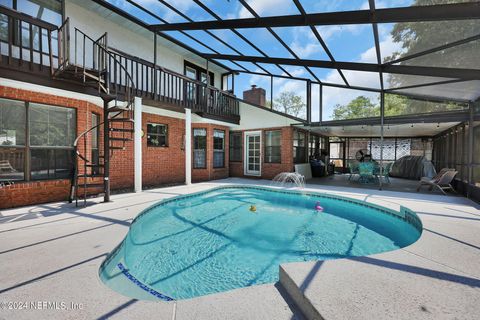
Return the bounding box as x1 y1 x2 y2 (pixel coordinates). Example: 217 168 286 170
244 131 261 176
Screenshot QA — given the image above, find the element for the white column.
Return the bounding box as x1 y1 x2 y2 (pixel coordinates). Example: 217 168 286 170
134 97 142 193
185 108 192 185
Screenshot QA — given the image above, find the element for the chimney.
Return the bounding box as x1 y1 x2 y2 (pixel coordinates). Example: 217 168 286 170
243 85 266 108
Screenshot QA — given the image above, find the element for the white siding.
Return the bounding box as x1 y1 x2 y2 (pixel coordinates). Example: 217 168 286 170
64 0 224 89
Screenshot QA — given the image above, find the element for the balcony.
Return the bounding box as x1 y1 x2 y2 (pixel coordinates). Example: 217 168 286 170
0 6 239 123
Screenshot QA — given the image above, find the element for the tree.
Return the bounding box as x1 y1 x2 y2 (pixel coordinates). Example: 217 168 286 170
332 94 465 120
385 0 477 88
332 96 379 120
273 91 306 119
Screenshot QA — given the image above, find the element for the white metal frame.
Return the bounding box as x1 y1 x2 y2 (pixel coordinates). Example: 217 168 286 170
244 130 262 176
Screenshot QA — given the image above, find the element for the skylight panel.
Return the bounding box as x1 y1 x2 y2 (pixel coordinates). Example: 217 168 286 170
315 24 376 63
235 28 295 58
298 0 368 13
271 26 329 60
379 20 480 63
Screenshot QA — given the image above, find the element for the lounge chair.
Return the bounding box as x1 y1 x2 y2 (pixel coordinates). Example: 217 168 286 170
416 168 457 195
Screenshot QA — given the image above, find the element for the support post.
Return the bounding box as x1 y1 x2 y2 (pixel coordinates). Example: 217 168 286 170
134 97 143 193
185 108 192 185
379 91 385 190
153 32 157 99
467 102 474 198
319 84 323 125
306 80 312 124
270 75 273 109
103 97 112 202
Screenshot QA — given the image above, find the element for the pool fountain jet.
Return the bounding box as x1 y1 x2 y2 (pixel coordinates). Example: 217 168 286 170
271 172 305 188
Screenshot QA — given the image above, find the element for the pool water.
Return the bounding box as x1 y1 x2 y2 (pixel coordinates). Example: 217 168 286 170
100 186 421 300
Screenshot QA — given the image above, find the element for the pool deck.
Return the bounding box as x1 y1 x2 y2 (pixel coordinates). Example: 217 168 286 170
1 178 479 319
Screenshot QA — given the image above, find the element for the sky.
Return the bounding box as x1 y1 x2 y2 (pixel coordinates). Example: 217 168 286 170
108 0 420 120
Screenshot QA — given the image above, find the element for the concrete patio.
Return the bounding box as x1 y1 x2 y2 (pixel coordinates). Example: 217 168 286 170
1 178 479 319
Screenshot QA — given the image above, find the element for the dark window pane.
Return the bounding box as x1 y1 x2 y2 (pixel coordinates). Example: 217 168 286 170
194 128 207 168
213 130 224 168
0 13 8 42
229 132 242 162
0 148 25 181
0 98 26 146
147 123 168 147
31 149 73 180
293 130 306 163
29 103 75 147
265 130 281 163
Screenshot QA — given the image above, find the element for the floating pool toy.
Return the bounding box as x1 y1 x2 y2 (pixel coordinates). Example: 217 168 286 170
250 205 257 212
315 202 324 212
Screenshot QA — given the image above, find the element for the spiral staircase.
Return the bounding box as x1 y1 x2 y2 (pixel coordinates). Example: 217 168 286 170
54 19 136 206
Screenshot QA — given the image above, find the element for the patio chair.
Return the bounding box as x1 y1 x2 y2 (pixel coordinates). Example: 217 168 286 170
416 168 457 195
379 162 393 184
0 160 16 172
358 162 375 184
348 161 359 181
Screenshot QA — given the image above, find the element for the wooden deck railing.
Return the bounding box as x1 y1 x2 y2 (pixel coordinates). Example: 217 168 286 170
108 48 239 118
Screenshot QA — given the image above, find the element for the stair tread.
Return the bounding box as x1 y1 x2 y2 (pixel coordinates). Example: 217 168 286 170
77 174 102 178
85 164 104 167
78 183 104 188
108 107 130 113
109 128 134 132
109 137 133 141
110 118 134 122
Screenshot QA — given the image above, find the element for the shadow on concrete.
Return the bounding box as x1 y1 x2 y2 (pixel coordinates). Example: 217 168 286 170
350 256 480 288
96 299 138 320
423 228 480 251
0 220 129 255
0 253 107 294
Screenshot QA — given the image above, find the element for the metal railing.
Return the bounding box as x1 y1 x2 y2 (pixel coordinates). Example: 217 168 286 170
108 48 239 118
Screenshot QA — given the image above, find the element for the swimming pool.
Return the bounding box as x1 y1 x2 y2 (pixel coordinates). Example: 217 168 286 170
99 186 422 301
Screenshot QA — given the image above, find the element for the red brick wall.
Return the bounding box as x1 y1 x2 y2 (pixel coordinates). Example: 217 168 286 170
230 127 294 180
142 113 186 187
0 86 234 208
0 86 103 208
192 123 230 182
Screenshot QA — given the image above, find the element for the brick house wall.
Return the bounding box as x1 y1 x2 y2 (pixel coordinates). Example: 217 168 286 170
230 127 294 180
0 86 234 209
142 113 186 187
0 85 103 208
192 123 230 182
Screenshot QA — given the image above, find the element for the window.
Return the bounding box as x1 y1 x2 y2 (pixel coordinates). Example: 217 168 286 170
29 103 75 147
147 123 168 147
0 98 76 182
213 130 225 168
264 130 281 163
309 135 321 159
293 130 306 163
193 128 207 169
30 148 73 180
229 132 242 162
